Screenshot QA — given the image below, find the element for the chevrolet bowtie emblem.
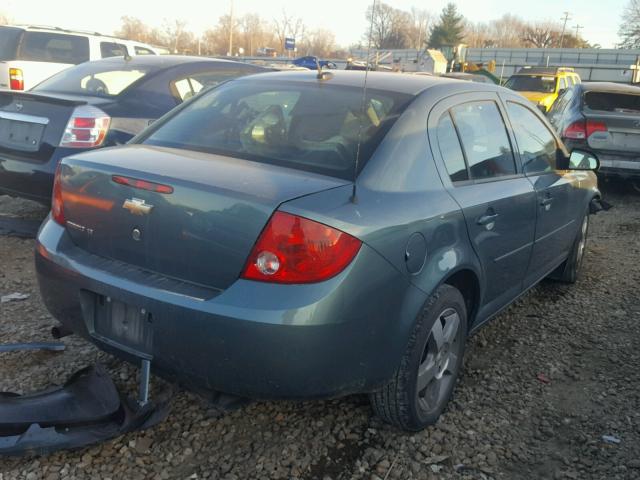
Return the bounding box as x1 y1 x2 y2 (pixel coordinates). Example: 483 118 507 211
122 198 153 215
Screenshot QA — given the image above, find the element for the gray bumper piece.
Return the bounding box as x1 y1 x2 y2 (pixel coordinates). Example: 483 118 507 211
0 364 171 456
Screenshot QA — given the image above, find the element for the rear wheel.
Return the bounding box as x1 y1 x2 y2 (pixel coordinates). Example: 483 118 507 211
370 285 467 431
556 209 589 284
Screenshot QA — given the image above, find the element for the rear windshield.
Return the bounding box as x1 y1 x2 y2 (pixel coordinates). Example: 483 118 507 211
18 32 90 64
0 27 22 61
141 81 413 180
505 75 556 93
33 62 153 97
585 91 640 114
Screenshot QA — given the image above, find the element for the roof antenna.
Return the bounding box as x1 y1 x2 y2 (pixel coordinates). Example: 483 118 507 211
351 0 377 204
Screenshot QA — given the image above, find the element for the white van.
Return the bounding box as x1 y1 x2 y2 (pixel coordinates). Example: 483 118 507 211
0 25 162 91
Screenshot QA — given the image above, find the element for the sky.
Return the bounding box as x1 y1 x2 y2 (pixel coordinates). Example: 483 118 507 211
1 0 628 49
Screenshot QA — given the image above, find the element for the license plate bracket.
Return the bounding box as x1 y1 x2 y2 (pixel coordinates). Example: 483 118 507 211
88 295 154 359
0 118 44 152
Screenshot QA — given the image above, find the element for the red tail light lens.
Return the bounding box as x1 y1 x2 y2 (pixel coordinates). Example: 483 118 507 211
112 175 174 194
563 119 608 140
563 121 586 139
586 119 607 137
9 68 24 90
51 165 65 225
60 106 111 148
241 212 362 284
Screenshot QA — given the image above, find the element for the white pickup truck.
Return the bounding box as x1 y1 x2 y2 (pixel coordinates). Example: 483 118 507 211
0 25 162 91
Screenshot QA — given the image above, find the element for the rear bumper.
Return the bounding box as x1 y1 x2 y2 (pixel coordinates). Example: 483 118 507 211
0 148 78 204
35 218 427 399
598 155 640 179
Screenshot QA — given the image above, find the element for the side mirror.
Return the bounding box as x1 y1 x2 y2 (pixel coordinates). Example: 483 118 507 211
568 149 599 171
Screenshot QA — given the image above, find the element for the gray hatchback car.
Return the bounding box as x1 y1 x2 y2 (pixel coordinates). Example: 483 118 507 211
36 71 601 431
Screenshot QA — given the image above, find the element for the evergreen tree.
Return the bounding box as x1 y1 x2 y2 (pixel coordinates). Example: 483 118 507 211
428 3 465 47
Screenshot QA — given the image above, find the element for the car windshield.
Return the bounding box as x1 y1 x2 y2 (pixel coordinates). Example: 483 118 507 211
0 27 22 61
141 80 413 180
33 62 154 97
505 75 556 93
585 91 640 113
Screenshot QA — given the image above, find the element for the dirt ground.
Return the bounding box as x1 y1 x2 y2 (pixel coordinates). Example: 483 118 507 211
0 181 639 480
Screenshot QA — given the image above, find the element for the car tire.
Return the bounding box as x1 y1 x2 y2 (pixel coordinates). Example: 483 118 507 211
370 284 467 431
556 209 590 284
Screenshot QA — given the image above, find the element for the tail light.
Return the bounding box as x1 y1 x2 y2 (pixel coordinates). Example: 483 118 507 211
241 211 362 284
9 68 24 90
586 120 607 137
59 106 111 148
51 165 65 225
563 119 608 140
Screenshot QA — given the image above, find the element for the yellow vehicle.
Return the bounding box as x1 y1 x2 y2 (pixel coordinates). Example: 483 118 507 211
505 67 581 112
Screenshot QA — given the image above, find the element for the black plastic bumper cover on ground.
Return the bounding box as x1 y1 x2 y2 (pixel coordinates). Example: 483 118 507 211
0 364 171 456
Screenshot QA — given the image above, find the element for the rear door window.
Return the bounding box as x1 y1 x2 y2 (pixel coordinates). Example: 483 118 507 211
0 27 22 61
436 112 468 182
507 102 557 175
134 46 155 55
558 77 568 91
18 32 89 64
100 42 128 58
450 101 516 180
171 69 257 102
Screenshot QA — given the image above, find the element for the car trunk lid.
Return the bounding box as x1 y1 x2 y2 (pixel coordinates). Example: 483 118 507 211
59 145 349 290
0 91 103 162
584 90 640 155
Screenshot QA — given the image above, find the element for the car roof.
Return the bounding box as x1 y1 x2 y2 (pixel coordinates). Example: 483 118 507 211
233 70 496 96
5 24 133 41
86 55 253 69
580 82 640 94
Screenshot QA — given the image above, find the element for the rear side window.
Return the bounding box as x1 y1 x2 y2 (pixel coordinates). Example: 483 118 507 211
18 32 89 64
134 46 155 55
142 82 413 180
584 91 640 113
171 69 258 102
550 88 575 116
507 102 557 175
559 77 568 91
450 101 516 180
436 112 468 182
0 27 22 61
100 42 128 58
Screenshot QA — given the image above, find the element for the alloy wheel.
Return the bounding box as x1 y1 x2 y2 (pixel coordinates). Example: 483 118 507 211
416 307 463 414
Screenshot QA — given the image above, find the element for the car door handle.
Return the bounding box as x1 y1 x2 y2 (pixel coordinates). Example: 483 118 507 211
477 213 499 226
540 197 554 206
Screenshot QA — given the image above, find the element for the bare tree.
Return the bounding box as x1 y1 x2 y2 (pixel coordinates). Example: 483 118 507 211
0 11 10 25
522 21 558 48
407 8 432 49
273 10 306 52
365 2 412 49
489 14 527 47
163 19 195 54
619 0 640 48
300 28 336 57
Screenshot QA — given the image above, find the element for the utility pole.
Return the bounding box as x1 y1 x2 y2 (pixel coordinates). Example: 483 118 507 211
559 11 571 49
574 24 584 42
228 0 234 56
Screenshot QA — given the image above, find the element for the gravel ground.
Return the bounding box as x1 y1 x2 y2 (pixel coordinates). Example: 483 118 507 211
0 182 639 480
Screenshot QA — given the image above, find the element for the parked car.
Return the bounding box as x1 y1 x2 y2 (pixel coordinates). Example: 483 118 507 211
505 67 581 112
0 55 265 203
548 81 640 191
0 25 160 92
292 56 338 70
36 71 601 431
